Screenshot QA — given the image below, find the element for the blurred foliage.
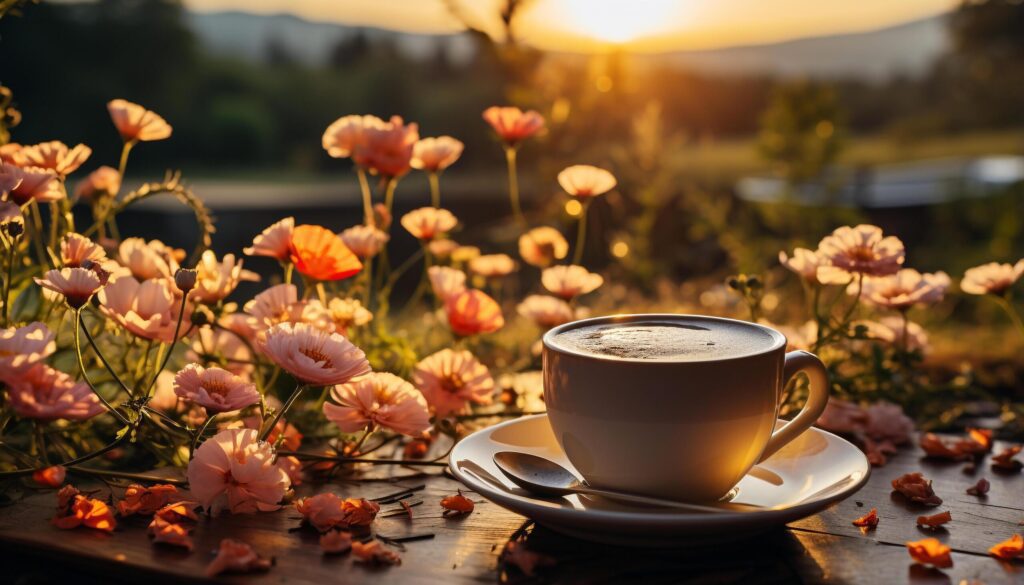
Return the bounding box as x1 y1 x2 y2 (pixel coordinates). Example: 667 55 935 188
757 80 845 185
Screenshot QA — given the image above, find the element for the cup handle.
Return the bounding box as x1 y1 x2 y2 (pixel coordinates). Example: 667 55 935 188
757 350 830 462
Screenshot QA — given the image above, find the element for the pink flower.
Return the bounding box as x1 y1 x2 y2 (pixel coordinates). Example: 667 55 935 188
856 318 930 353
401 207 458 241
187 428 290 515
339 224 389 259
17 141 91 177
173 364 259 414
428 238 458 259
0 145 22 165
541 265 603 299
74 166 121 200
193 250 248 304
470 254 517 278
60 233 106 268
98 276 191 343
779 248 823 283
117 238 179 280
5 364 103 421
517 295 575 329
858 269 950 310
244 284 333 333
445 289 504 336
557 165 617 198
352 115 419 179
327 297 372 335
815 398 868 435
323 372 431 436
483 106 545 146
0 322 55 378
961 260 1024 295
411 136 464 173
244 217 294 261
204 539 273 577
322 114 383 159
276 455 303 486
107 99 172 143
428 266 467 302
815 224 905 284
0 200 23 230
258 322 371 386
5 165 61 205
519 227 568 268
413 349 494 416
34 267 102 309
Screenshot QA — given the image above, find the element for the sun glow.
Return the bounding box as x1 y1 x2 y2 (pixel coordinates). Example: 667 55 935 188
529 0 684 47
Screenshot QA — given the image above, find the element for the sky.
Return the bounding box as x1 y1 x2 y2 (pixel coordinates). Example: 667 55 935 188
185 0 957 52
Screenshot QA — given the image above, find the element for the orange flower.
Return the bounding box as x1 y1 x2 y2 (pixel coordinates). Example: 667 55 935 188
966 478 990 496
916 511 952 529
17 141 91 177
891 472 942 506
33 465 66 488
74 166 121 200
991 445 1022 472
117 483 180 517
441 491 474 515
815 224 905 284
320 530 353 555
53 493 117 532
289 224 362 281
445 289 504 336
557 165 617 198
411 136 464 173
989 534 1024 560
107 99 172 143
482 106 545 146
519 227 568 268
401 207 458 241
851 508 878 529
352 115 418 178
352 540 401 566
205 539 273 577
906 538 952 568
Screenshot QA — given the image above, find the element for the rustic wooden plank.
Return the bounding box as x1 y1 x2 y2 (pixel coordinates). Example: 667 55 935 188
0 434 1020 584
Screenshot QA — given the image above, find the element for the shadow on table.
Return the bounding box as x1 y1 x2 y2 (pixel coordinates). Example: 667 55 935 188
495 523 817 585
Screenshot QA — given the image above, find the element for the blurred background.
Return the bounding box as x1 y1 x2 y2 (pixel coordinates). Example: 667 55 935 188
1 0 1023 416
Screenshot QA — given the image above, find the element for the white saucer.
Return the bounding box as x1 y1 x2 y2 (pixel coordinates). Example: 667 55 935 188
449 414 870 546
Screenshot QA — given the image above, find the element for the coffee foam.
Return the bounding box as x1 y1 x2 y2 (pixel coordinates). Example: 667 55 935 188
551 319 776 361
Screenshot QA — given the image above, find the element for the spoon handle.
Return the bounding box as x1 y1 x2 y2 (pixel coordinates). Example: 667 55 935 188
573 485 760 513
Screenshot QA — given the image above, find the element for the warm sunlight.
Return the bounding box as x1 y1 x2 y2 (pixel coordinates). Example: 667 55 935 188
544 0 683 44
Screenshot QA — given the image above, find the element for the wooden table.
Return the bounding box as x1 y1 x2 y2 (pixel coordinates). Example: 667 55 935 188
0 432 1021 585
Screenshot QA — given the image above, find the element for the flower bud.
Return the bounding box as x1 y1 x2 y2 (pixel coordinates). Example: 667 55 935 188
174 268 198 293
4 221 23 239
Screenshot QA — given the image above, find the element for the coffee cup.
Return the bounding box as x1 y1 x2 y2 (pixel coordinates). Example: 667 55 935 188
542 314 829 502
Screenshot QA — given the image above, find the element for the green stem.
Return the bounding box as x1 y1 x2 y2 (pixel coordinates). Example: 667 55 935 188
144 293 189 396
356 166 374 226
1 238 14 326
190 413 217 459
428 172 441 208
116 141 134 185
994 295 1024 339
383 177 397 219
74 310 131 426
572 200 590 266
260 384 307 442
0 434 128 479
80 314 133 396
505 147 524 226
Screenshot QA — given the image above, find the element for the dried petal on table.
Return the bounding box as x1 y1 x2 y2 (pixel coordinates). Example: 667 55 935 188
148 517 194 551
916 511 952 529
920 434 969 461
906 538 953 568
52 491 117 532
320 530 353 555
852 508 879 529
441 490 475 515
32 465 66 488
966 478 990 496
991 446 1023 472
205 539 273 577
352 540 401 566
892 472 943 506
117 483 180 517
988 534 1024 560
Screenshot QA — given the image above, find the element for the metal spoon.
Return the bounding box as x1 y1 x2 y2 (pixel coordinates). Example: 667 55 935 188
492 451 762 514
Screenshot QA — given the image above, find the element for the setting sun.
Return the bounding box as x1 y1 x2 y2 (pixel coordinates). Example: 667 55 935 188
545 0 683 44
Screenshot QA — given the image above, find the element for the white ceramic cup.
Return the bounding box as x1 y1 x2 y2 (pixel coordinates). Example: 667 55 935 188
542 314 829 502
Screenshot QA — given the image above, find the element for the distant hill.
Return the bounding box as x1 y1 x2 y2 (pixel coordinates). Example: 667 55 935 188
186 10 949 79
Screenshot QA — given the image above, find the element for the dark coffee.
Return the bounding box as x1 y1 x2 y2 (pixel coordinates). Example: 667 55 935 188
550 318 776 361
